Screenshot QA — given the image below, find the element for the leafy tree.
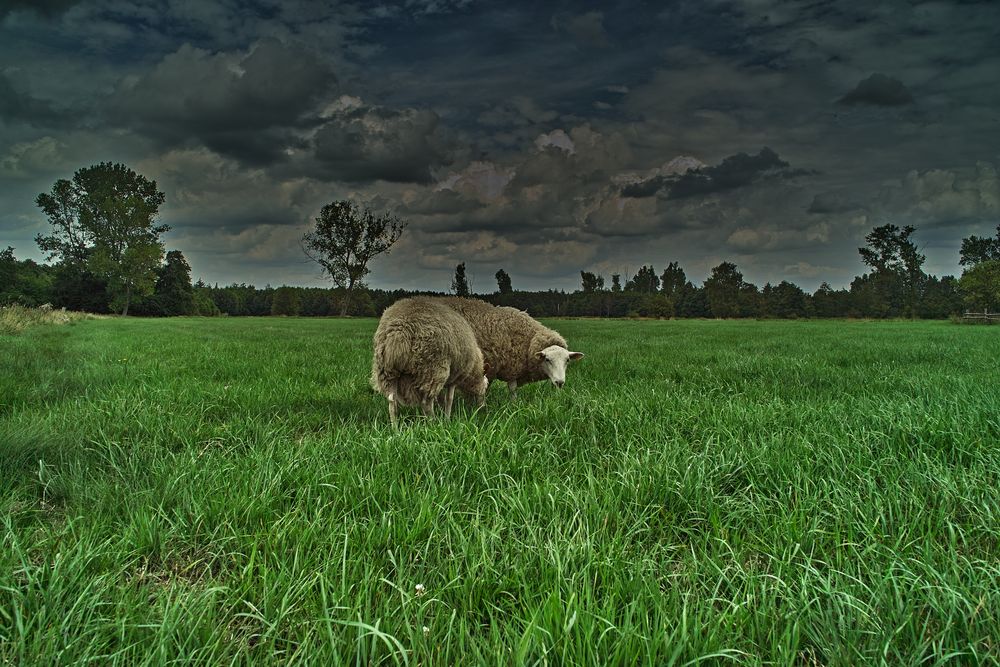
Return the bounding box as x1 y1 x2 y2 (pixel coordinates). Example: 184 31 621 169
580 271 604 293
812 282 850 318
857 224 926 318
495 269 512 294
704 262 744 318
762 281 808 318
625 265 660 293
35 162 168 315
660 262 686 299
302 200 406 316
452 262 470 296
918 275 962 318
959 225 1000 267
610 274 621 292
271 286 301 316
959 260 1000 313
153 250 195 316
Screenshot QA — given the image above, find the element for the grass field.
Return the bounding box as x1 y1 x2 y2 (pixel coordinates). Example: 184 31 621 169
2 317 999 665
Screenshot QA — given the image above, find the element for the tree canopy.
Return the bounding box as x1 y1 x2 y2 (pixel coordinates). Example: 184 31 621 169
35 162 168 315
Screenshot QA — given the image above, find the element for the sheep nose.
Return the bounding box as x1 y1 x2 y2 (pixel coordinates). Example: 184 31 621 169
554 380 564 388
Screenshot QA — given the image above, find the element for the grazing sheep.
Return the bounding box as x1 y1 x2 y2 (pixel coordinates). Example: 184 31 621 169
438 297 584 398
371 297 489 427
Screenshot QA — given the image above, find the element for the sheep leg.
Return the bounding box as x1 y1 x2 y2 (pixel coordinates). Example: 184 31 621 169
422 398 436 419
507 380 518 400
388 395 399 429
443 386 455 419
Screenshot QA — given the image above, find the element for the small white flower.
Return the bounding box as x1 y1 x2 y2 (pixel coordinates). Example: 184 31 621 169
422 625 430 637
415 583 426 597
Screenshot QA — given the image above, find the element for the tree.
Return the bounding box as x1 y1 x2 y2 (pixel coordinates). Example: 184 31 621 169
660 262 686 299
959 225 1000 267
858 224 926 318
959 260 1000 313
625 265 660 293
495 269 512 294
302 200 406 316
35 162 168 315
610 274 622 292
452 262 470 296
580 271 604 293
704 262 744 318
762 281 808 318
153 250 195 316
271 286 301 316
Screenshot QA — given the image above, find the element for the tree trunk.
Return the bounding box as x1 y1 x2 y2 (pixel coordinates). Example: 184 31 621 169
122 285 132 317
340 280 354 317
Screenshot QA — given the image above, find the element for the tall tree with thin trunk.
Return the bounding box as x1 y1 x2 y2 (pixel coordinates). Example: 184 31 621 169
302 200 406 316
35 162 167 315
452 262 470 296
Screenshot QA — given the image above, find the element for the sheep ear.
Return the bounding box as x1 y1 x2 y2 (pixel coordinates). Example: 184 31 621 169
534 351 546 361
569 352 584 361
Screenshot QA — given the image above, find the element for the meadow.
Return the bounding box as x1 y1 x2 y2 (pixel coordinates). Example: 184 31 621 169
1 316 999 665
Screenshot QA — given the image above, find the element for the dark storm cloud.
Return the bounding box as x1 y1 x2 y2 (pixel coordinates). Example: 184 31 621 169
0 0 80 19
807 192 861 215
551 11 610 49
838 73 914 107
311 101 458 184
109 39 337 165
621 148 799 200
0 73 68 126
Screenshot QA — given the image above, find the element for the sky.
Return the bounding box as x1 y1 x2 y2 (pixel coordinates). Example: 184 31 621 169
1 0 998 292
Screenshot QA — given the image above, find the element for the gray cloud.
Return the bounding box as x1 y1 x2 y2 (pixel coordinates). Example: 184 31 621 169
838 73 914 107
0 73 68 126
311 100 458 184
551 11 609 49
109 39 337 165
0 0 80 19
621 147 801 200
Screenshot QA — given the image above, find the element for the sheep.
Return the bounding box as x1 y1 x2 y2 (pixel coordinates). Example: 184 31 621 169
438 297 584 399
370 297 490 427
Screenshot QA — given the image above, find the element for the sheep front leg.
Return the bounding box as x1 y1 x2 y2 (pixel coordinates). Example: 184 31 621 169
388 395 399 429
443 386 455 419
507 380 518 400
422 398 436 419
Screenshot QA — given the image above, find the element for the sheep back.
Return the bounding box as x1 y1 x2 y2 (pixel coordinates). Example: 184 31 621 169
438 297 567 385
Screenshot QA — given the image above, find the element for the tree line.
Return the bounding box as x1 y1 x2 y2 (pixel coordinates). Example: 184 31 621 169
2 161 998 319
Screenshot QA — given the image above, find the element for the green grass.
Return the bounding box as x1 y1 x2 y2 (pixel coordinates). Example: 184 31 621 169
2 317 999 665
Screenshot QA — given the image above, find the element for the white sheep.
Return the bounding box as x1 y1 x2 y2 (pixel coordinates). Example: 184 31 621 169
438 297 583 398
370 297 489 427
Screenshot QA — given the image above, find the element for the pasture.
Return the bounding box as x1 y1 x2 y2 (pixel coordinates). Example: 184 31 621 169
2 317 999 665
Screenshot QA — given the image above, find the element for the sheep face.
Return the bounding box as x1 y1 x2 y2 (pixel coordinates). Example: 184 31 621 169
534 345 584 388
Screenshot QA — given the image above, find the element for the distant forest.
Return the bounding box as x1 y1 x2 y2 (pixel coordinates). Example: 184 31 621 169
5 221 1000 319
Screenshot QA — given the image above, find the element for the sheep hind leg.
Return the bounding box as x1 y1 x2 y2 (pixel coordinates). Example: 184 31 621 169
421 397 436 419
507 380 518 400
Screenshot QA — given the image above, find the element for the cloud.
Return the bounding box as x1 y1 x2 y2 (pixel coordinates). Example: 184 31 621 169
109 39 337 165
621 148 801 200
807 192 862 214
875 161 999 228
0 0 80 19
0 72 68 126
838 73 914 107
551 11 609 49
311 100 457 184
